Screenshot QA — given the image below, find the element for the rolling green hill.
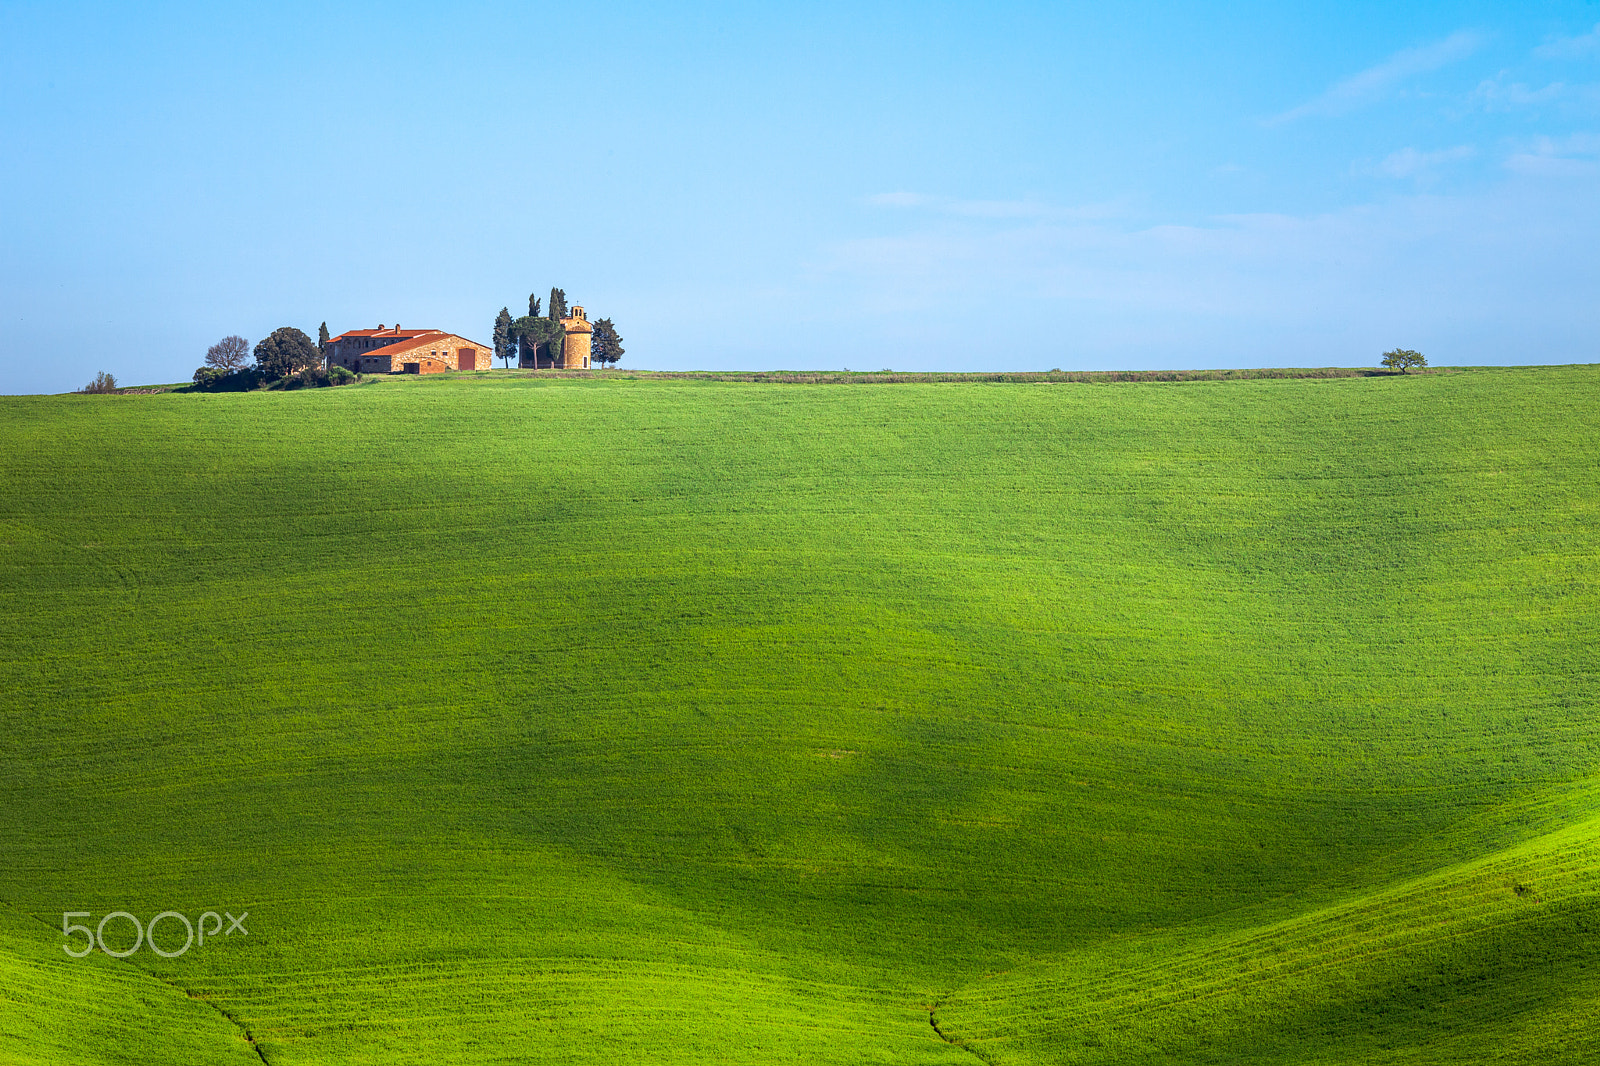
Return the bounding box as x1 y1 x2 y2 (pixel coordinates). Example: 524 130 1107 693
2 366 1597 1064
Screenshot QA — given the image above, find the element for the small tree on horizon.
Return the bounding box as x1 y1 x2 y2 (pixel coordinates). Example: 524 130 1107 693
510 316 532 366
317 322 331 365
506 289 576 367
494 307 515 368
1381 348 1428 374
204 335 252 372
591 317 624 368
511 314 560 367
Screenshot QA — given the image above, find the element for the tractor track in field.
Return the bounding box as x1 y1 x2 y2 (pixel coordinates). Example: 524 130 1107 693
151 971 271 1066
7 902 270 1064
929 999 993 1063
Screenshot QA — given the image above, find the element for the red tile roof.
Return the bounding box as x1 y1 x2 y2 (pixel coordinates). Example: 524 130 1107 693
328 327 438 344
364 332 486 359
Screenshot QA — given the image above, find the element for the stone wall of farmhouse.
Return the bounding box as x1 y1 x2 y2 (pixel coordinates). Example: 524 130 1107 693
332 338 410 373
410 335 491 372
337 334 492 374
343 349 398 373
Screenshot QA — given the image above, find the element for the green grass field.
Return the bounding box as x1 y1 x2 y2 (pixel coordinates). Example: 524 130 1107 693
2 366 1598 1064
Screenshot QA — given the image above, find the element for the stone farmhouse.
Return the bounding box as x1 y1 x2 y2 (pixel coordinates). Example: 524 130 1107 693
519 306 595 370
326 326 493 375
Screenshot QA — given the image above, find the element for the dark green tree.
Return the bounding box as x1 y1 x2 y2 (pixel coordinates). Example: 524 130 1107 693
493 307 515 368
510 316 533 365
591 318 624 368
504 288 575 368
510 314 558 367
254 327 322 379
317 322 331 364
546 289 569 366
1380 348 1428 374
549 321 565 367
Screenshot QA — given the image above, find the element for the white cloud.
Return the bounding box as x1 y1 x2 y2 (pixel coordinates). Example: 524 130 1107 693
1470 74 1569 111
1269 30 1486 124
1534 24 1600 60
1504 133 1600 176
1363 144 1477 178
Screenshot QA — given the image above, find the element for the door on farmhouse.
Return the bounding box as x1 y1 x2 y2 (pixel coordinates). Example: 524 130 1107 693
457 349 474 371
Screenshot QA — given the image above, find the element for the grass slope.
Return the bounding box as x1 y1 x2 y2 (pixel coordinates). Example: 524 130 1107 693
0 902 262 1064
1 366 1597 1063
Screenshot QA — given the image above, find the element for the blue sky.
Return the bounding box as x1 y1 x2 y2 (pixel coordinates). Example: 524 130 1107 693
2 1 1598 391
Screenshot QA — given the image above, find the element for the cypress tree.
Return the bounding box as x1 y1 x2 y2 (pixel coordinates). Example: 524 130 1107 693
546 289 568 366
493 308 514 368
592 318 624 368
